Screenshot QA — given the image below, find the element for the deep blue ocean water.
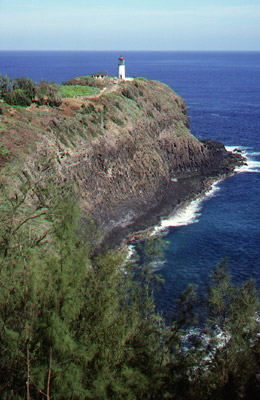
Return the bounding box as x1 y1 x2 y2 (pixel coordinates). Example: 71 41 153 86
1 51 260 316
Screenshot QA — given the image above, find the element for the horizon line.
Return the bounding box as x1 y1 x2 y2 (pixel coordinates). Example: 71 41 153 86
0 49 260 53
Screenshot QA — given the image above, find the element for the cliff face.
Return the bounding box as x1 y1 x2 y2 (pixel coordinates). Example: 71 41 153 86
0 78 244 248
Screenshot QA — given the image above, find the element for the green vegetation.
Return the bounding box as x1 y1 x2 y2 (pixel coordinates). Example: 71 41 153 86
0 75 59 107
36 84 62 107
63 76 107 89
0 75 100 108
134 77 149 82
4 89 32 106
0 75 259 398
0 103 5 114
0 146 9 155
0 171 260 399
0 76 36 106
58 85 100 98
122 84 139 100
0 122 6 132
0 172 165 399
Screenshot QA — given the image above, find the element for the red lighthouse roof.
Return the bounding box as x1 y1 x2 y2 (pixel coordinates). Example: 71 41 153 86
119 55 124 60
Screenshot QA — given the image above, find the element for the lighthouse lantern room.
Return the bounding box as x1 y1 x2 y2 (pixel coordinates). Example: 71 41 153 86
118 56 126 80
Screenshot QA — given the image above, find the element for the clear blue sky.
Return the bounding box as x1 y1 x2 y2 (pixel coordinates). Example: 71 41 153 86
0 0 259 50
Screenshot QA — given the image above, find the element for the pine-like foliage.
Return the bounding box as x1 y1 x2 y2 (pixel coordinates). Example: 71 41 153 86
1 174 260 399
164 260 260 400
0 177 165 399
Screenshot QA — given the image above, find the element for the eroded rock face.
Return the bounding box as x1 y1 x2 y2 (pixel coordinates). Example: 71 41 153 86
61 80 244 247
1 78 245 248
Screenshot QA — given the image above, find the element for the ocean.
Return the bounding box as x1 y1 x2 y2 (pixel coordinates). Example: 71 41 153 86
1 51 260 316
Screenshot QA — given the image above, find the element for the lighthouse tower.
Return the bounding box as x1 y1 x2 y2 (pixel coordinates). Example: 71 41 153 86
118 56 125 80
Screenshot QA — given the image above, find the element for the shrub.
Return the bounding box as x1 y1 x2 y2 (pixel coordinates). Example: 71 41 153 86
114 101 122 110
15 77 36 100
154 101 162 111
110 114 124 126
0 75 13 98
122 86 136 100
0 75 36 102
4 90 32 106
36 84 62 107
64 76 106 89
147 110 154 119
0 146 9 155
81 103 96 114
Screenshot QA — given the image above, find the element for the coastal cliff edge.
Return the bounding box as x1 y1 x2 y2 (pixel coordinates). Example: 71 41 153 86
0 77 245 249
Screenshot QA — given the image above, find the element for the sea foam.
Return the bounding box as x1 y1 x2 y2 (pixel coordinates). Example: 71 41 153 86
152 145 260 234
153 180 221 234
225 146 260 173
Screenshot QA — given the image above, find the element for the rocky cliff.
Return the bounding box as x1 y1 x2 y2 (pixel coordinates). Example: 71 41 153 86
0 78 244 248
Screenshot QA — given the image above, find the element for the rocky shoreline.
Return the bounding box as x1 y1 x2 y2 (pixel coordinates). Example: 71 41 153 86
0 77 247 254
97 142 246 251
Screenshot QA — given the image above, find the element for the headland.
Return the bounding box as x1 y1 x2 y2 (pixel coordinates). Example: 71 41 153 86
0 76 245 250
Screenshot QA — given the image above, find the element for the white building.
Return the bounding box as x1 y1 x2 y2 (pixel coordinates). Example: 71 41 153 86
91 72 107 79
118 56 126 80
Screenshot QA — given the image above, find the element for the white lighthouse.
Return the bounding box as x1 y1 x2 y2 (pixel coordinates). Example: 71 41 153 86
118 55 125 80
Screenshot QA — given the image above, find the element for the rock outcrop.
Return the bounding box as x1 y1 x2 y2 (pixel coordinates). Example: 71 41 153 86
0 78 245 248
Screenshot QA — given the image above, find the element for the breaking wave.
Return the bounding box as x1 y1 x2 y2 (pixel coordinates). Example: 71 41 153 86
153 180 222 234
226 146 260 173
153 146 260 234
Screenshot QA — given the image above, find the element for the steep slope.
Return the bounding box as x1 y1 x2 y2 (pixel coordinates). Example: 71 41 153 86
0 78 244 248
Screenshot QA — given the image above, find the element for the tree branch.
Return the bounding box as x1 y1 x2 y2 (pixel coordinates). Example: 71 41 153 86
11 212 47 236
